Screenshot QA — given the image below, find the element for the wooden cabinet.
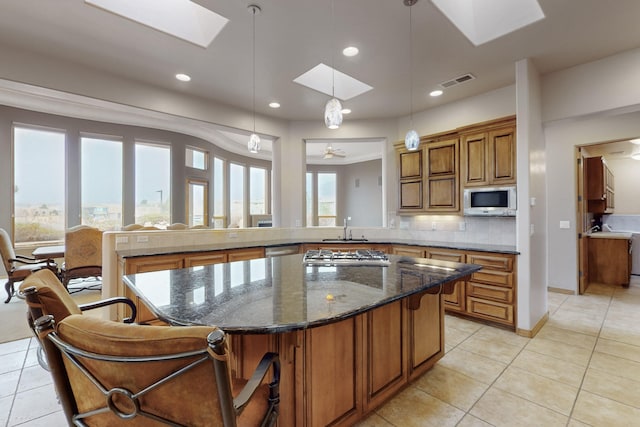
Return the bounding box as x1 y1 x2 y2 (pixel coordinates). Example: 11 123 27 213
391 245 425 257
425 138 459 211
227 247 265 261
398 149 424 211
586 156 615 213
465 252 516 327
396 116 515 214
461 122 516 187
588 236 631 286
425 248 466 313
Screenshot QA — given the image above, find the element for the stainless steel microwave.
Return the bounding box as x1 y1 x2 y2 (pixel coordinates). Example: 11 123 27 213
463 186 517 217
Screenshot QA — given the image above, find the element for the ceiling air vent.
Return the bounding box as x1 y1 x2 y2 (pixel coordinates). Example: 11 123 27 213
439 73 476 89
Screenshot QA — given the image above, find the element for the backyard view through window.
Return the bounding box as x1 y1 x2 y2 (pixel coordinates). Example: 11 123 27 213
187 179 207 227
229 163 245 228
212 157 225 228
13 126 66 243
249 166 266 215
318 172 337 226
135 142 171 228
81 136 123 230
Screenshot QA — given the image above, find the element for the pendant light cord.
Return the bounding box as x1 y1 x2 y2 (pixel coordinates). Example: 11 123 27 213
408 2 414 127
252 7 256 133
331 0 335 98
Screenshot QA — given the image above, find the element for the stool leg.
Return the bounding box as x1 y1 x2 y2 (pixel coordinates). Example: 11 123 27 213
4 280 13 303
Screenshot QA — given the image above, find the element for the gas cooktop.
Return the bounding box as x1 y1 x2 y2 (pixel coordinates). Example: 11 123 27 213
303 249 390 266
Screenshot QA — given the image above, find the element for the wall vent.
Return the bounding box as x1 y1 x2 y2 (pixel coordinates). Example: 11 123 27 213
439 73 476 89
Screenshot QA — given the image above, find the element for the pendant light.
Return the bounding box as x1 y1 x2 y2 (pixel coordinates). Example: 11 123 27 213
247 4 261 153
324 0 343 130
404 0 419 151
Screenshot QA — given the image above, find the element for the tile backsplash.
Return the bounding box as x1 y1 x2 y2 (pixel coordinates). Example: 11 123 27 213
398 215 516 246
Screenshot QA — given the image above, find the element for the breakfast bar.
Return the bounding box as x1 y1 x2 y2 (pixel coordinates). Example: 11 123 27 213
124 252 481 426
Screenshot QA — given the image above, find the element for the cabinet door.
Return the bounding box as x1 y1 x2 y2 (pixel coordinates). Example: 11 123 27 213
425 249 466 312
461 132 488 187
400 180 423 209
364 301 405 410
489 126 516 184
227 247 265 261
425 138 459 211
184 251 227 267
391 246 425 257
399 150 422 179
407 292 442 379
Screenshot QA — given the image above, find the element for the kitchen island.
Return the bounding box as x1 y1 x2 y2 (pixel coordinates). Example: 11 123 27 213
124 253 481 426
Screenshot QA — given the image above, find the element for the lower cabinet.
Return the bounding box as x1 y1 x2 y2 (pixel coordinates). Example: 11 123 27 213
392 245 517 329
228 291 444 427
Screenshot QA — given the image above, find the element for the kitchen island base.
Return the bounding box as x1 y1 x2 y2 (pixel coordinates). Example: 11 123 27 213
230 288 448 427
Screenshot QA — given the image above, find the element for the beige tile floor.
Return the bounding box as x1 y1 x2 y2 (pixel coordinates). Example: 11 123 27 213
2 279 640 426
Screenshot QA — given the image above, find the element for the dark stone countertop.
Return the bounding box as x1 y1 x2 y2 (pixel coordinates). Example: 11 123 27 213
116 238 518 259
123 254 482 334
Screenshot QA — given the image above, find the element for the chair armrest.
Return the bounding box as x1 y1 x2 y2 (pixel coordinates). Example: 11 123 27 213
233 352 281 413
79 297 137 323
11 255 56 266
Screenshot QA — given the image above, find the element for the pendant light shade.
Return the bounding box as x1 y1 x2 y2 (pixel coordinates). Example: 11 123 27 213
405 129 419 151
404 0 419 151
324 98 343 130
248 133 261 153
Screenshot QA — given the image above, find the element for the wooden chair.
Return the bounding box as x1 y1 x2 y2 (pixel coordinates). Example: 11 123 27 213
19 268 137 370
0 227 58 303
34 314 280 427
61 225 102 290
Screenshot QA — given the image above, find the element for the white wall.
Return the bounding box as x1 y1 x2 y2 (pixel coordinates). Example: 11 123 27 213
542 48 640 292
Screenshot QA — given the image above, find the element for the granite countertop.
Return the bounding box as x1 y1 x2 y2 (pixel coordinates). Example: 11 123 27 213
116 238 518 258
123 254 482 334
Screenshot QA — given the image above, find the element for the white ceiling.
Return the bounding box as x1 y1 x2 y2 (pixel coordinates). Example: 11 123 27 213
1 0 640 161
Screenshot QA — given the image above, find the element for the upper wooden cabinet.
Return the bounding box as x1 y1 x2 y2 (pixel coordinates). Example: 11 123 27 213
586 156 614 214
395 116 516 214
461 120 517 187
425 138 459 211
396 137 459 214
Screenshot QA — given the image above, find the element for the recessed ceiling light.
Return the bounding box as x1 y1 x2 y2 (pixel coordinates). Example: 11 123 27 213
175 73 191 82
630 138 640 145
268 102 280 108
341 108 351 114
342 46 359 57
430 90 443 97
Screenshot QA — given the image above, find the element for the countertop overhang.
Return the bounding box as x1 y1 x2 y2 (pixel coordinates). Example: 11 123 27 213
123 254 482 334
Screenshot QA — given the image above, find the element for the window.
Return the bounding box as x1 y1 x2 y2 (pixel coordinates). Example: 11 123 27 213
229 163 245 228
135 142 171 228
212 157 225 228
81 136 123 230
306 172 314 226
317 172 337 226
186 179 208 227
249 166 267 215
186 146 208 170
13 126 66 243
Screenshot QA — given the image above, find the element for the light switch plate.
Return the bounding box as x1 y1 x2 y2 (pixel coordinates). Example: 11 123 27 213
559 221 571 229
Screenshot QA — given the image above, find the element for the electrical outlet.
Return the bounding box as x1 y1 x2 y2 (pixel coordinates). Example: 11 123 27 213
116 236 128 244
458 222 466 231
228 232 238 239
431 222 437 231
136 235 149 243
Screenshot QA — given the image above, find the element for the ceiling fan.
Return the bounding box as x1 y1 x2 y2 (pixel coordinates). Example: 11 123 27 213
323 143 346 159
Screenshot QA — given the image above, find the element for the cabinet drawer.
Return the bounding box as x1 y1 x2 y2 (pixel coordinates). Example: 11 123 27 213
470 270 514 288
466 297 514 325
467 282 513 303
467 253 513 271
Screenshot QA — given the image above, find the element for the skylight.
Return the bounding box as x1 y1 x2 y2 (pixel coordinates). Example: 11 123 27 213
431 0 545 46
85 0 229 48
293 63 373 101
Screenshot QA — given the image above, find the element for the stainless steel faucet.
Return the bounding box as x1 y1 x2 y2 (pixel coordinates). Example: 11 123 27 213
343 218 348 240
588 225 600 233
